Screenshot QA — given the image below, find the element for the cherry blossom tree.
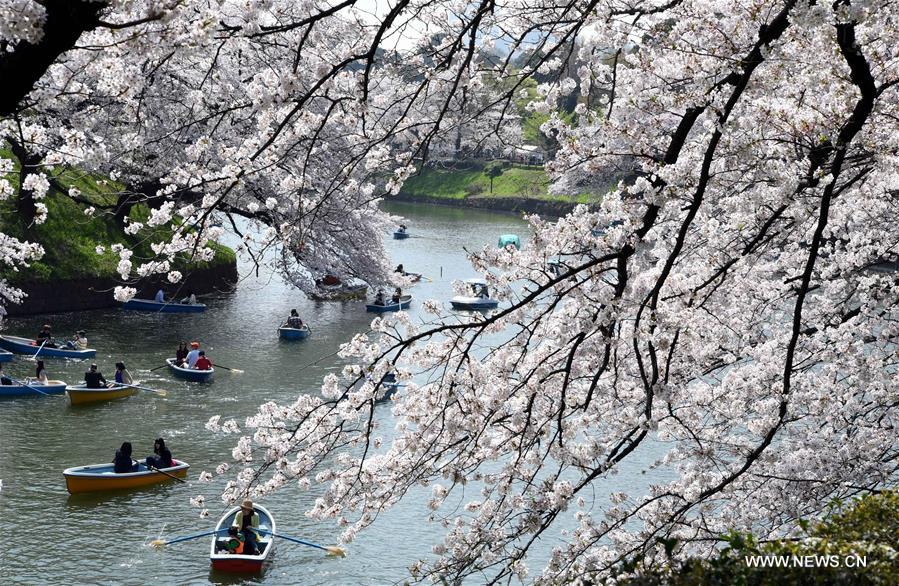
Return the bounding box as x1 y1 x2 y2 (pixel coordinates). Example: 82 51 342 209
4 0 899 583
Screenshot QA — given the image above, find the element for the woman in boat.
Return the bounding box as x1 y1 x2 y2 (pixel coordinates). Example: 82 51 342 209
113 442 138 473
373 288 386 306
154 288 165 303
392 287 403 304
286 309 304 329
34 360 48 384
113 362 133 386
146 438 174 469
180 291 197 305
65 330 88 350
232 499 261 555
175 341 189 366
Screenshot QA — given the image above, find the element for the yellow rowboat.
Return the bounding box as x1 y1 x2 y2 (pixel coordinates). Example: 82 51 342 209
63 460 189 494
65 383 137 406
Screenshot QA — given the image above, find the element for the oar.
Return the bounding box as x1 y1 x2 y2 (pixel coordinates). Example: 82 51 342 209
214 364 244 374
30 339 47 360
150 364 169 372
135 459 186 484
150 528 226 548
256 529 345 556
9 376 61 397
121 383 167 397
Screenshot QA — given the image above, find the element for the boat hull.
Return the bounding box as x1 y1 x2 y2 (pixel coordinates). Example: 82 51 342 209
393 231 410 239
122 298 207 313
278 326 310 340
0 350 12 362
167 358 214 382
210 504 275 573
63 460 189 494
0 380 67 397
66 384 137 405
366 295 413 313
0 335 96 359
450 296 498 310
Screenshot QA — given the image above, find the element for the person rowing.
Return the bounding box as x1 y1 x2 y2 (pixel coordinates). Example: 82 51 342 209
186 341 201 368
145 438 174 469
36 324 58 348
392 287 403 304
286 309 304 329
232 499 261 555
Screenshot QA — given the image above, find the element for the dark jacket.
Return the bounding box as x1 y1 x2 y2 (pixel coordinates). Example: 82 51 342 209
84 371 106 388
113 449 136 473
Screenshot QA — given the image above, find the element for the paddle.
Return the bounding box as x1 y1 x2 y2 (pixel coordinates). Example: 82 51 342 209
30 339 47 360
214 364 244 374
149 364 169 372
137 459 186 484
120 383 167 397
255 529 346 556
150 528 226 548
8 376 61 397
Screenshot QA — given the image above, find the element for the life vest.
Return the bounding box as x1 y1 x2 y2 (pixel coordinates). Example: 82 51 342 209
226 536 245 554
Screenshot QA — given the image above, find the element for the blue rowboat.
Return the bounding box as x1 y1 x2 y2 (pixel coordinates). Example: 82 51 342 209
278 326 310 340
366 294 412 313
0 335 96 359
166 358 214 382
0 379 67 397
0 349 13 362
210 504 275 573
393 231 410 240
122 298 207 313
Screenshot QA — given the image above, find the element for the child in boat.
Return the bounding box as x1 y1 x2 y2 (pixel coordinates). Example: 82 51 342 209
224 527 245 554
113 442 139 473
146 438 174 469
193 351 212 371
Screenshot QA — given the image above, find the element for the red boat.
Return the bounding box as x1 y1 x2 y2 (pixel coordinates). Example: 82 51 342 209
209 503 275 573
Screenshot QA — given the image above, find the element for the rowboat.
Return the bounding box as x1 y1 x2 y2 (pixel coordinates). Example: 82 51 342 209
121 298 207 313
0 335 96 359
65 383 137 406
63 460 189 494
167 358 214 382
278 325 310 340
0 349 12 362
393 230 410 239
210 504 275 573
450 278 499 310
397 271 422 283
0 379 67 397
366 294 412 313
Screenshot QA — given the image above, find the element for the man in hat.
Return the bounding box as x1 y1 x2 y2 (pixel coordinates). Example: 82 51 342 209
84 364 107 389
66 330 88 350
231 499 261 555
186 342 201 368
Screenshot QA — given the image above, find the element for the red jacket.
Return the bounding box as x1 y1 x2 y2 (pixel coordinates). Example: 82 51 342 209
194 356 213 370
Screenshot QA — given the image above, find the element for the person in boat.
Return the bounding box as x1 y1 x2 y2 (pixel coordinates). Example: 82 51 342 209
286 308 304 329
154 288 165 303
84 364 107 389
34 360 48 384
373 288 386 306
392 287 403 304
36 324 57 348
395 263 405 274
0 364 11 386
112 362 133 386
476 284 490 299
186 341 201 368
146 438 174 469
194 351 213 371
232 499 261 555
113 442 139 473
224 526 246 554
180 291 197 305
66 330 88 350
175 341 189 366
397 224 407 233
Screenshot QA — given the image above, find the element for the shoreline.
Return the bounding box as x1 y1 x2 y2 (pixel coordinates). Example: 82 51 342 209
389 192 581 217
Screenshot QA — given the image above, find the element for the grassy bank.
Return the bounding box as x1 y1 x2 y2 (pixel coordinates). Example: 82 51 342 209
399 163 596 204
0 156 235 284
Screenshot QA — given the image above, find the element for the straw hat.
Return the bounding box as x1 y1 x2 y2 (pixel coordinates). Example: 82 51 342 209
241 499 254 511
